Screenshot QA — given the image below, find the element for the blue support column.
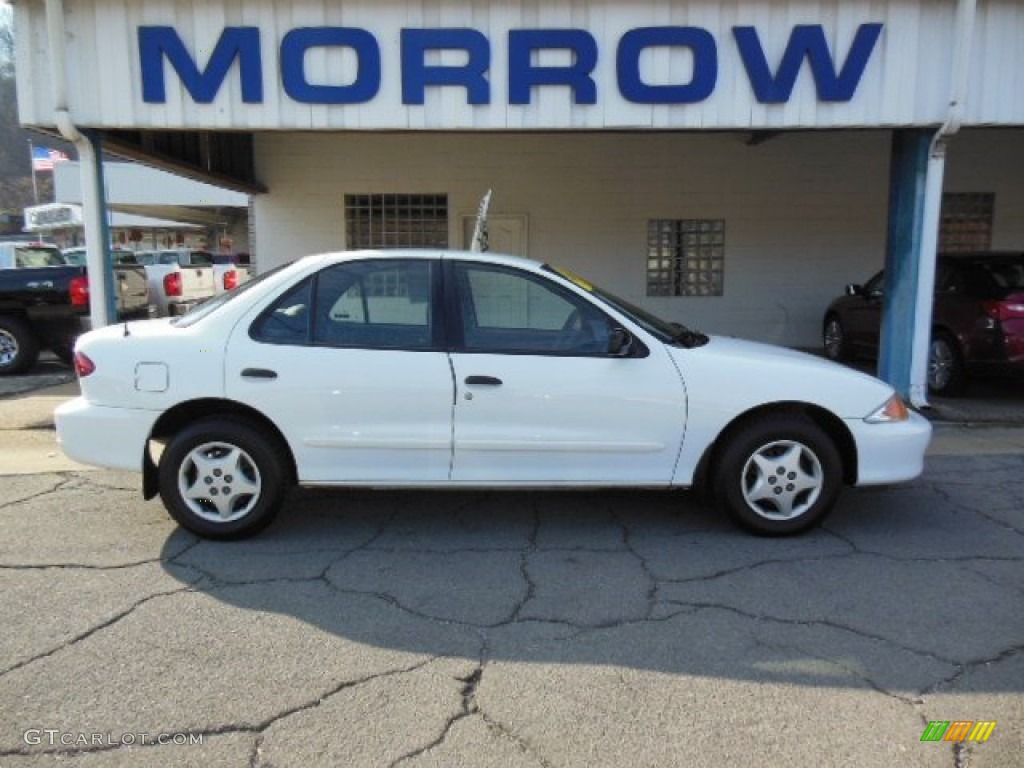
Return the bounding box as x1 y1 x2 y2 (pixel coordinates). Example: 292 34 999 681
878 129 932 398
82 129 117 325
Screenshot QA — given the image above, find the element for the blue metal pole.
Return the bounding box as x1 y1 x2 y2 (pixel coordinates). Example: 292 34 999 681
878 129 932 399
82 129 117 325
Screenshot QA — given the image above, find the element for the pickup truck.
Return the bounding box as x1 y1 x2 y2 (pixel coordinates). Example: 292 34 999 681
62 246 140 267
211 252 253 291
133 249 238 316
0 241 151 375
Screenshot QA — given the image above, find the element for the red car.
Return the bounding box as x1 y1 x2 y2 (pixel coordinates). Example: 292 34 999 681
823 252 1024 395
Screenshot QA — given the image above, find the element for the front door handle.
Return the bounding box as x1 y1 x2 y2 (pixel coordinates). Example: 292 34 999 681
241 368 278 380
465 375 502 386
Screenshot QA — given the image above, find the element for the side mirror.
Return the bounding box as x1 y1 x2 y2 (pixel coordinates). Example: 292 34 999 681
845 284 862 297
608 327 633 357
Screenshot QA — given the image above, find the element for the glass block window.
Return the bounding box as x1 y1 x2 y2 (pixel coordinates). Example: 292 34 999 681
345 194 449 249
940 193 994 252
646 219 725 297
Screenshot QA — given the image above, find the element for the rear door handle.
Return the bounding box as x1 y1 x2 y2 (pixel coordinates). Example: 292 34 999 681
241 368 278 380
465 375 502 386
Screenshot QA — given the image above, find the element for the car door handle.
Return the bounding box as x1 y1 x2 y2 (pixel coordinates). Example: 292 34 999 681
241 368 278 380
465 375 502 386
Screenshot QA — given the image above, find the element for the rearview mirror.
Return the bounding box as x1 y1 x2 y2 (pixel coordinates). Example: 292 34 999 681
608 327 633 357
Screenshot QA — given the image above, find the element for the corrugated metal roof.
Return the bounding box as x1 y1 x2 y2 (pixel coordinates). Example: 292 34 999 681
14 0 1024 132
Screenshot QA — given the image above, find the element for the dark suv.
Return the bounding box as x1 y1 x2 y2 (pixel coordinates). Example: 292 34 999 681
822 252 1024 395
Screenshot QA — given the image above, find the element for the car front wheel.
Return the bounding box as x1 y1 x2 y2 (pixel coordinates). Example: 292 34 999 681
714 415 843 536
158 418 289 539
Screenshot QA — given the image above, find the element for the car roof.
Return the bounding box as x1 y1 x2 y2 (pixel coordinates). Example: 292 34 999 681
311 248 545 272
939 251 1024 261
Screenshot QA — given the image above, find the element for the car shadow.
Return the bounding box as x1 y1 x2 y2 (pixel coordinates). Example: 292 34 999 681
159 464 1024 695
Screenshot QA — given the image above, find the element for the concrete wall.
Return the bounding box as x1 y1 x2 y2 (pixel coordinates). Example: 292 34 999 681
254 130 893 347
946 130 1024 251
252 127 1023 347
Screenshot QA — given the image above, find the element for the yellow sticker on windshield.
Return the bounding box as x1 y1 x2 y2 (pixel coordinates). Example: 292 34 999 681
550 265 594 292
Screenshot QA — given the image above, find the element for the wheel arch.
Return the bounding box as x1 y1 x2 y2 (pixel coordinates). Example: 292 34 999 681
693 401 858 492
142 398 297 500
931 323 967 354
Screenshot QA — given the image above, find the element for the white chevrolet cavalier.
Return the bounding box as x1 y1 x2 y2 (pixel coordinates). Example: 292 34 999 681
56 250 931 539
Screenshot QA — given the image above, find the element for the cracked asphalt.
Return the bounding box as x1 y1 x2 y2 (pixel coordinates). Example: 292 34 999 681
1 379 1022 767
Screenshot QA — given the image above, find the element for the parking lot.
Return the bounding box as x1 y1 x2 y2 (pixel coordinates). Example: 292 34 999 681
1 364 1022 767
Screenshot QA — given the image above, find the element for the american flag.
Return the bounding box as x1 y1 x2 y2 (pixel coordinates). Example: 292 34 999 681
31 146 70 172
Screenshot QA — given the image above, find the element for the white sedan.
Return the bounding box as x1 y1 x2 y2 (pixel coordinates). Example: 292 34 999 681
55 250 931 539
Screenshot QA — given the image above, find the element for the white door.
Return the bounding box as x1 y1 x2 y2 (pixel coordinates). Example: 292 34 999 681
224 258 454 484
447 261 687 485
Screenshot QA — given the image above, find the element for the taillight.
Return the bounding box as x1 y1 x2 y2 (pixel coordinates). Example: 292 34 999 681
74 351 95 377
163 272 183 297
983 295 1024 321
223 269 238 291
69 276 90 307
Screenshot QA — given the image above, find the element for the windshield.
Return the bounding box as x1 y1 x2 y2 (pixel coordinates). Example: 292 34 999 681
172 263 290 328
15 246 65 268
543 265 706 346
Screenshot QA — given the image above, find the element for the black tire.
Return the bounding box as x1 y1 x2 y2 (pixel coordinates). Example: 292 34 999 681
0 316 41 376
822 314 851 362
714 415 843 536
928 331 967 396
51 339 76 368
158 418 290 540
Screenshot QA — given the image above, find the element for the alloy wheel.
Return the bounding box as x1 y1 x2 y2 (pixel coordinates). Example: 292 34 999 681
177 441 262 523
740 439 824 521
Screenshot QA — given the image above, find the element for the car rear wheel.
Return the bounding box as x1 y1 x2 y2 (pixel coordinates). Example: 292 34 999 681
0 316 41 376
158 418 289 539
51 339 75 368
822 315 851 362
928 332 967 396
714 415 843 536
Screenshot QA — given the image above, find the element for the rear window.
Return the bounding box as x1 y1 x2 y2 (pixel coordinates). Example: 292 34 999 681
957 257 1024 297
186 251 214 266
977 260 1024 291
113 250 138 265
15 246 64 267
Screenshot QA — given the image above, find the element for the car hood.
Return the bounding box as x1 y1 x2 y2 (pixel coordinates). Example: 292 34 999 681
666 334 895 420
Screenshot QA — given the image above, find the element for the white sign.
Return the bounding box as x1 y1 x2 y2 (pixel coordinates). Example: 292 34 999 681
24 203 84 232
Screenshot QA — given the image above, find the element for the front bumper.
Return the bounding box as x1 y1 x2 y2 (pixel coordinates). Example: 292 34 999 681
55 398 159 472
846 411 933 486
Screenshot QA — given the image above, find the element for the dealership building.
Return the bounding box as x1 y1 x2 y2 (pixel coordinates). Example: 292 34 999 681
13 0 1024 404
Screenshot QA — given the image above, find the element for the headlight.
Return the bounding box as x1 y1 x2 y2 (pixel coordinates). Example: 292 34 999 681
864 394 911 423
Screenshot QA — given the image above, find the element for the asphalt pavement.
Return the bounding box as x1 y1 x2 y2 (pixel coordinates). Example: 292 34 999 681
0 367 1021 767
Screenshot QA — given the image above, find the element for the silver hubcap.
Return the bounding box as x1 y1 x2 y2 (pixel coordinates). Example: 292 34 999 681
928 339 954 391
178 441 262 523
823 320 843 358
0 329 18 366
741 440 824 521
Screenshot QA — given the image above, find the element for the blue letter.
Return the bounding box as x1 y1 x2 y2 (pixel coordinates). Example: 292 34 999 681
734 23 883 103
617 27 717 104
508 30 598 105
139 26 262 104
281 28 380 104
402 29 490 105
